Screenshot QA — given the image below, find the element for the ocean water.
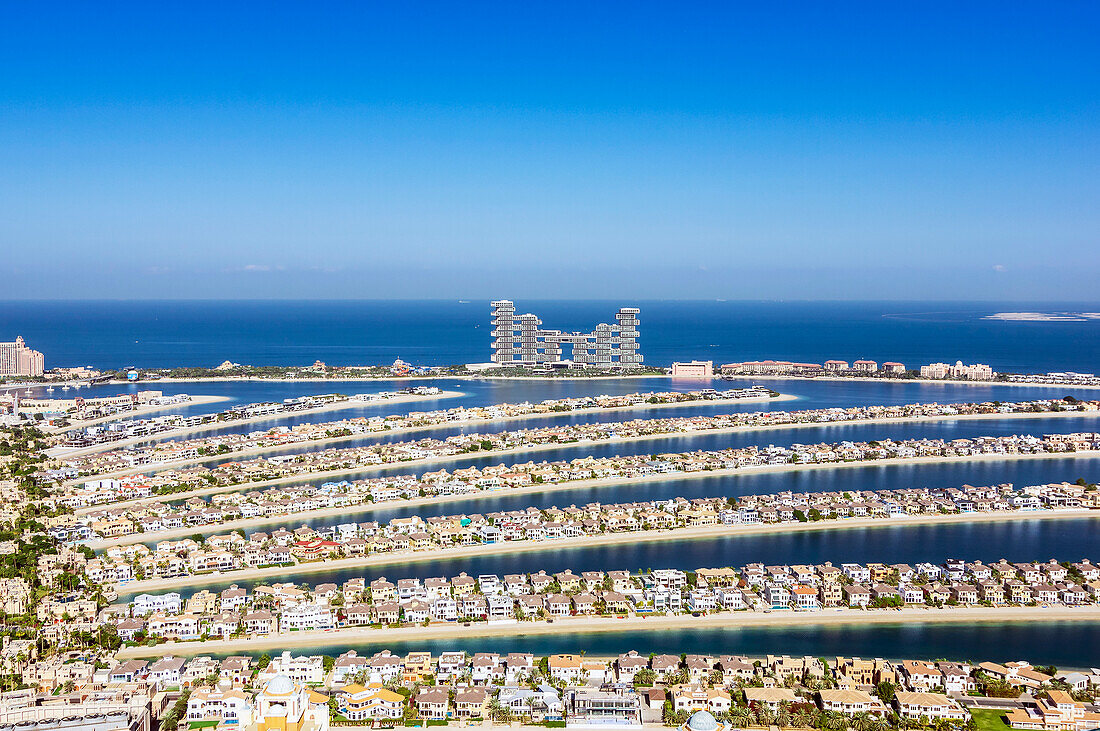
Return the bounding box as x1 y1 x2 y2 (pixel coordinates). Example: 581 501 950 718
3 299 1100 372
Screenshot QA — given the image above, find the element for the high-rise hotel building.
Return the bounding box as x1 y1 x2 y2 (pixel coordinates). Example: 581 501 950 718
490 300 642 369
0 336 45 377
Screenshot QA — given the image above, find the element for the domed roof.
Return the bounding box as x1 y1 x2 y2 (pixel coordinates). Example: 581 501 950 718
265 675 296 696
687 710 719 731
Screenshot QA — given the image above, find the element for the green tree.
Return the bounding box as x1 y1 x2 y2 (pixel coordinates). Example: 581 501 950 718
849 712 875 731
874 680 896 705
821 710 848 731
162 690 191 730
730 707 753 728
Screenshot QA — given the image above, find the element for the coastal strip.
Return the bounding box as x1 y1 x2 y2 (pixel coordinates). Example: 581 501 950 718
86 371 1100 389
69 408 1100 513
112 604 1100 659
50 389 466 459
111 508 1098 593
53 395 233 432
716 373 1100 391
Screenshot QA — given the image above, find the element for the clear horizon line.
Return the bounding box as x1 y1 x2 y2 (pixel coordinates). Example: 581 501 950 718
3 297 1100 305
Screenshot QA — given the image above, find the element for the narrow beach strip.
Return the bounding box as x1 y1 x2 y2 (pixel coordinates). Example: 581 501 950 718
61 391 790 468
113 604 1100 659
50 389 467 458
52 395 233 433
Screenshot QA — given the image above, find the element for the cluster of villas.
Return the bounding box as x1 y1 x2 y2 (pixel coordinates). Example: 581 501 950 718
92 555 1100 643
60 392 354 448
14 647 1100 731
59 387 444 454
51 431 1100 526
720 359 1004 382
52 397 1095 503
58 387 768 473
1005 372 1100 386
720 359 909 377
57 462 1099 549
9 390 191 424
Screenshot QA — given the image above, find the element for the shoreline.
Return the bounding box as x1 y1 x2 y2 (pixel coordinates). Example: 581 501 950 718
61 392 794 472
48 390 466 459
715 374 1100 391
50 395 233 434
110 508 1097 593
113 604 1100 659
91 373 1100 390
70 409 1100 513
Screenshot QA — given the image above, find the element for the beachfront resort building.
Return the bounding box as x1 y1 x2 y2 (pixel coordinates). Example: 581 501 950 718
0 336 44 377
490 300 642 369
920 361 995 381
671 361 714 378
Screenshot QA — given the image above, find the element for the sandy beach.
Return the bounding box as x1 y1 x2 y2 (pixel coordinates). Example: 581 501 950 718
110 508 1097 593
49 395 233 434
716 374 1100 391
108 373 671 385
113 604 1100 659
71 408 1100 514
49 389 466 459
984 312 1100 322
473 374 1100 390
104 372 1100 389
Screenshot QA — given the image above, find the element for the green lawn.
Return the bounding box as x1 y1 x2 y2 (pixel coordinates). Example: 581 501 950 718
970 708 1013 731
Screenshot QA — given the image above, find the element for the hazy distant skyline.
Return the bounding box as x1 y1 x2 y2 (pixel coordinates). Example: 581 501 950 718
2 2 1098 300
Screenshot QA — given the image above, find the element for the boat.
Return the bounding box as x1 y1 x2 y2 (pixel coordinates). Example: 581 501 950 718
47 386 54 393
61 385 71 391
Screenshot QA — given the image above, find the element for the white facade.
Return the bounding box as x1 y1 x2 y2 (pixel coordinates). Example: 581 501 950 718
187 688 254 726
258 652 325 685
132 592 182 617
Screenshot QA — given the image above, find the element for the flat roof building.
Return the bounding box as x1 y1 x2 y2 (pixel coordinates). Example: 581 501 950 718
671 361 713 378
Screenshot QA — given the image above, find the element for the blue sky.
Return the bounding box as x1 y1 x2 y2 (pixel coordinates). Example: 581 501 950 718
1 2 1097 299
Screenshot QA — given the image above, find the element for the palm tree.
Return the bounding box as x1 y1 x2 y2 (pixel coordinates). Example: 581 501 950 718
776 704 792 728
488 699 511 724
849 712 874 731
730 707 753 728
821 710 848 731
792 710 814 728
756 705 777 727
